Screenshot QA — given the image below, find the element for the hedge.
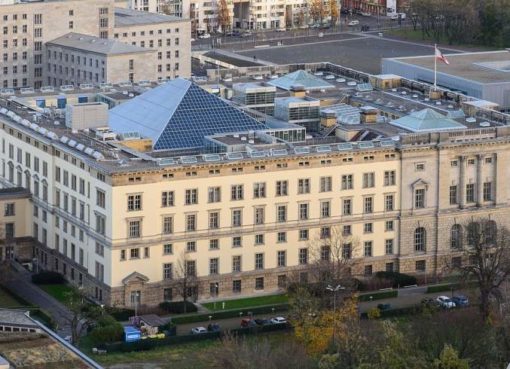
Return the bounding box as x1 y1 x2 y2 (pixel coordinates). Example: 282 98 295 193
374 271 417 288
171 303 289 325
360 305 422 320
31 271 65 285
103 323 291 353
159 301 197 314
106 307 135 322
358 290 398 302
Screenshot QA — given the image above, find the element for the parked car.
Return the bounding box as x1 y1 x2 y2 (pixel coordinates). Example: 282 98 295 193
421 297 438 307
198 33 211 39
276 28 286 32
436 296 456 309
226 30 241 37
348 20 360 26
377 303 391 311
240 31 252 38
360 11 371 16
254 318 272 326
270 317 287 324
190 326 208 334
452 295 469 307
240 318 257 328
207 323 221 332
388 13 399 20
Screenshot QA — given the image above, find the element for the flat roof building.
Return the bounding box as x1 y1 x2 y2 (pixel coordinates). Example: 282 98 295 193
382 51 510 110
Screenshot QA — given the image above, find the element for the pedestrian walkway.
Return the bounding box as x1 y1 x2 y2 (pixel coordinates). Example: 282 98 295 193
2 262 73 337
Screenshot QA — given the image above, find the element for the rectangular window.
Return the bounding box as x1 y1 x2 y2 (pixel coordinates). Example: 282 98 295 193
233 279 242 293
209 258 219 275
231 185 244 200
299 248 308 265
187 241 196 252
483 182 492 201
163 244 173 255
384 170 396 186
253 182 266 198
127 194 142 211
298 179 310 194
161 191 174 207
320 201 331 218
385 239 394 254
343 198 352 215
364 223 373 233
254 207 265 225
128 221 141 238
385 194 394 211
208 187 221 203
209 212 219 229
299 229 309 240
466 184 475 203
209 239 219 250
320 227 330 239
255 234 264 245
299 203 308 220
363 197 373 214
277 250 286 267
385 220 394 232
415 189 425 208
163 263 173 279
255 277 264 290
343 225 352 236
163 216 173 234
276 181 288 196
232 255 241 272
277 232 287 243
186 214 196 231
449 185 458 205
185 189 198 205
362 173 375 188
416 260 426 272
341 174 353 190
364 241 373 257
4 203 14 216
96 189 105 208
320 245 331 261
320 176 332 192
232 236 242 247
277 205 287 223
232 209 242 227
255 253 264 270
130 248 139 259
186 260 196 276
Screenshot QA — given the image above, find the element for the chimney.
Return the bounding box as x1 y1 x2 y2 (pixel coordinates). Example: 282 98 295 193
321 110 337 128
290 84 306 98
360 106 378 124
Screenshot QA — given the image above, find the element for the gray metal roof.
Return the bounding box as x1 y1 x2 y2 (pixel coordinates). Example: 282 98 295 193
390 108 466 132
268 70 335 91
114 7 184 27
47 32 152 55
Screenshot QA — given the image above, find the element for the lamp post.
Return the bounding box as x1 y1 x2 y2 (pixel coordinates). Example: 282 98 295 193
326 284 345 344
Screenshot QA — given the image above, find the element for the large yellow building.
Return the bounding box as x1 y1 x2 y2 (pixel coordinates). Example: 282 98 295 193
1 64 510 308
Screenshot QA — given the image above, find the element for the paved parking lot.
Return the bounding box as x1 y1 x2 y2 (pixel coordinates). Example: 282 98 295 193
236 34 452 74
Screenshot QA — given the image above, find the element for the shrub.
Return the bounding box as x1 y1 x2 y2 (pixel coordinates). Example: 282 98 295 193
90 321 124 344
374 271 417 288
158 301 197 314
106 307 134 321
367 307 381 319
31 271 65 285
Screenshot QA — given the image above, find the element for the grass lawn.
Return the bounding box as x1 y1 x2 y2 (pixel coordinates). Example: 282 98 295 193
38 284 77 305
202 294 288 311
0 287 29 308
84 331 291 369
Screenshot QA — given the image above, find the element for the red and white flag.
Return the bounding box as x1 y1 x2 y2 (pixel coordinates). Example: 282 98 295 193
435 46 450 65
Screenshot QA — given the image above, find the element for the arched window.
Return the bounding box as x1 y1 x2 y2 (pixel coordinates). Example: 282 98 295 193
415 227 426 252
467 222 480 246
450 224 463 249
484 220 497 244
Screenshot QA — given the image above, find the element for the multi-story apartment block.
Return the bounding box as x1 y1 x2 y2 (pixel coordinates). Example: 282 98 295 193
0 0 114 89
113 8 191 80
1 63 510 308
45 33 157 86
0 187 32 262
0 0 190 89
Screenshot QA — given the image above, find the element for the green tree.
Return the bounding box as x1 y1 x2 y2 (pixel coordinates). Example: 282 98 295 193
434 345 469 369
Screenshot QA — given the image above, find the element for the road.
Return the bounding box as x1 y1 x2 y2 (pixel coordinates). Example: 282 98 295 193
177 286 467 335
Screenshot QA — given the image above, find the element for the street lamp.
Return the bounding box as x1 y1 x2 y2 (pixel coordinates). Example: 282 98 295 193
326 284 345 344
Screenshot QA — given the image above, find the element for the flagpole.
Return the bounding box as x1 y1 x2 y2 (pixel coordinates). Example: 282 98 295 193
434 43 437 91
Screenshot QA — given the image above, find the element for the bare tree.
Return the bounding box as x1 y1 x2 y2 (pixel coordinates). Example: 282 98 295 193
174 251 198 313
217 0 231 33
307 225 360 292
447 218 510 321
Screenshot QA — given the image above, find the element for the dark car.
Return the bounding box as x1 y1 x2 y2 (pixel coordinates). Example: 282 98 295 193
377 303 391 311
452 295 469 307
254 318 272 326
421 298 439 307
207 323 221 332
